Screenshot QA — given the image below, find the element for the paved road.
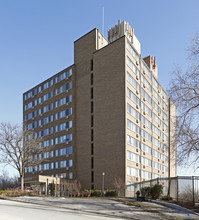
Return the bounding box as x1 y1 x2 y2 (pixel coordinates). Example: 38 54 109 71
0 199 123 220
1 197 199 220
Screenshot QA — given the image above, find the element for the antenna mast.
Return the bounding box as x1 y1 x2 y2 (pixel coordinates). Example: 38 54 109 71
102 7 104 36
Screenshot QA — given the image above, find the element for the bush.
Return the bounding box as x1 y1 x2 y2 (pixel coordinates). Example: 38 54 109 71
141 184 163 199
90 189 101 197
105 190 118 197
150 184 163 199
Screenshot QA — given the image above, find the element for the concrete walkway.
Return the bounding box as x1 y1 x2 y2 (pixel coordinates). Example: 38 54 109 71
1 196 199 220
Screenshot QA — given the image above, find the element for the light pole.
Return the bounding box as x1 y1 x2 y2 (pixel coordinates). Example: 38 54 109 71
102 172 105 196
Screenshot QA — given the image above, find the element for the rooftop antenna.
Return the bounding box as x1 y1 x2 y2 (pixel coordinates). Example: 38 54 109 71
102 7 104 36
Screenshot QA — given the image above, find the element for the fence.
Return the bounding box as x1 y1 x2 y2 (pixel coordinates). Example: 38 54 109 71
126 176 199 206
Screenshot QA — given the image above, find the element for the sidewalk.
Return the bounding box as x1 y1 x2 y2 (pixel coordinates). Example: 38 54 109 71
1 196 199 220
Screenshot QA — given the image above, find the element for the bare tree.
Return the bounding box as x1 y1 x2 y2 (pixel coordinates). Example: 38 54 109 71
0 122 49 192
168 34 199 167
113 176 125 196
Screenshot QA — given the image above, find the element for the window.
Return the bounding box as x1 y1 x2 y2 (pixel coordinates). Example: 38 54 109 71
127 103 140 120
55 134 72 145
24 99 37 110
127 135 140 148
141 143 151 155
39 127 53 137
55 69 72 83
141 170 151 180
91 73 93 85
141 60 152 79
141 130 152 142
24 88 37 100
38 91 53 104
91 143 94 155
127 72 140 91
55 121 72 132
91 101 93 113
91 115 93 127
126 56 140 78
38 115 53 126
55 82 72 95
55 146 72 156
127 166 140 177
127 151 140 163
39 103 53 115
91 171 94 182
91 60 93 71
91 129 93 141
38 79 53 93
55 95 72 108
127 119 140 135
127 88 140 106
41 138 54 148
126 41 140 64
91 87 93 99
24 110 37 120
91 157 94 169
55 108 72 120
142 157 151 167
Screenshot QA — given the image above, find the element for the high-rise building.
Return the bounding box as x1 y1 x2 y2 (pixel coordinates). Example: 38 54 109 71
23 20 176 195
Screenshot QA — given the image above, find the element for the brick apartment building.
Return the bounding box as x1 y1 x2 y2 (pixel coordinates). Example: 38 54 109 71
23 20 176 195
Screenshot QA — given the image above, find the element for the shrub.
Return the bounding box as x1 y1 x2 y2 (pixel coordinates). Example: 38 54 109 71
105 190 118 197
90 189 101 197
141 184 163 199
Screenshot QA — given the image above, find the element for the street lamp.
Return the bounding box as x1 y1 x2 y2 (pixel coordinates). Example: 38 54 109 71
102 172 105 196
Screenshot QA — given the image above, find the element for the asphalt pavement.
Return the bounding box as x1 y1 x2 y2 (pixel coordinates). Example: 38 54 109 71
1 196 199 220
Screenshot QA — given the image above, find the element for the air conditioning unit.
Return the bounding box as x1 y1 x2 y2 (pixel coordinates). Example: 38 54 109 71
158 148 160 150
158 102 160 105
136 61 139 66
158 170 160 173
136 76 139 80
143 165 145 169
163 107 164 110
136 105 139 109
143 97 145 101
143 125 145 128
162 161 164 164
136 119 139 123
136 177 138 181
158 159 160 162
158 90 160 93
143 152 145 155
136 134 139 138
136 90 139 95
143 138 145 142
162 128 164 131
162 172 164 174
158 136 160 139
136 163 138 167
143 70 145 75
158 124 160 128
158 113 160 116
136 149 139 152
143 84 146 88
143 111 146 115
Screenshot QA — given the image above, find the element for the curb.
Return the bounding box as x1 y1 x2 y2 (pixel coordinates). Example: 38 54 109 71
150 200 199 216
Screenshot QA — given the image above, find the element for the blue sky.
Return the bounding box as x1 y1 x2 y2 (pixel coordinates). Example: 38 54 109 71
0 0 199 176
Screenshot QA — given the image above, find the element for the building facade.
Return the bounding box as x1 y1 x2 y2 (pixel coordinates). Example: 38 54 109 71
23 20 176 195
